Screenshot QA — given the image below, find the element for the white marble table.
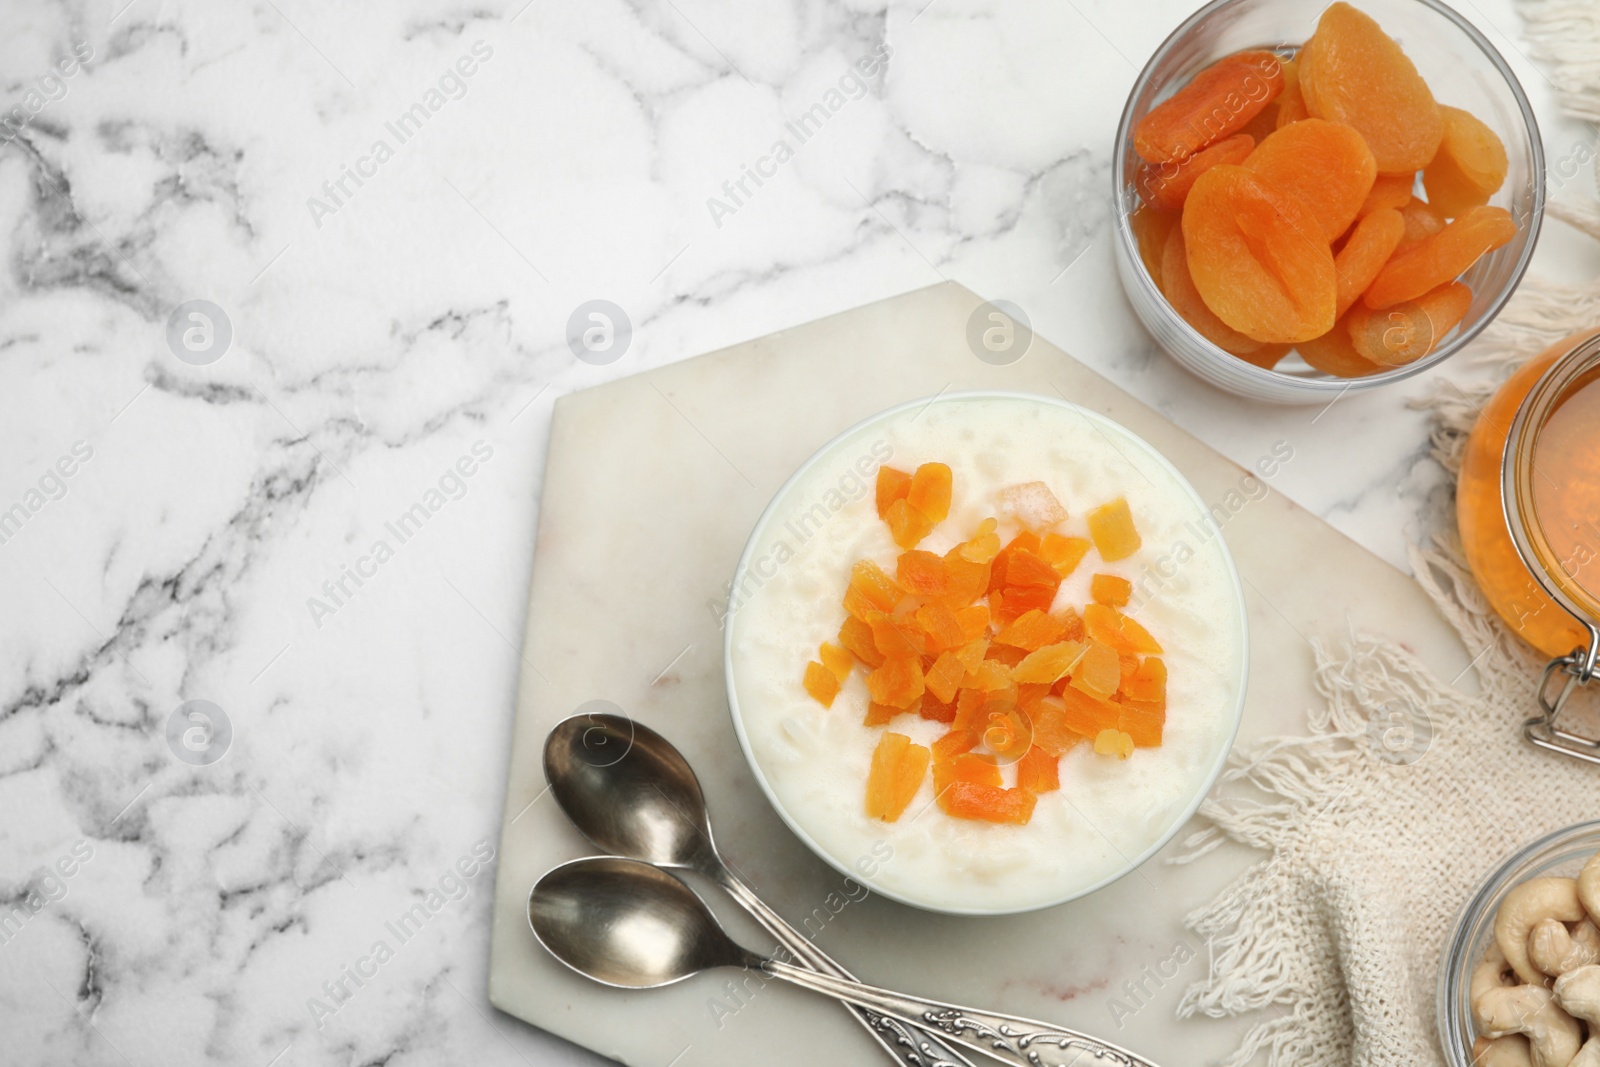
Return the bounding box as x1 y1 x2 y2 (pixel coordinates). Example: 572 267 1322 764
0 1 1590 1065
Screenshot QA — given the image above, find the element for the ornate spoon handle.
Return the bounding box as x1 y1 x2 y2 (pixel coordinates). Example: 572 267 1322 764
762 960 1160 1067
717 871 978 1067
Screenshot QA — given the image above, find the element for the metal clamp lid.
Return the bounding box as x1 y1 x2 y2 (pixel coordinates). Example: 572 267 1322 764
1526 634 1600 764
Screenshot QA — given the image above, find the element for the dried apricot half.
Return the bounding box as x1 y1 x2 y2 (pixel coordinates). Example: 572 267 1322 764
1138 133 1255 213
1299 315 1387 378
1348 281 1472 366
1363 205 1514 309
1160 227 1271 356
1299 3 1443 174
1182 164 1336 344
1244 118 1376 241
1423 106 1508 219
1135 51 1285 164
1333 207 1405 317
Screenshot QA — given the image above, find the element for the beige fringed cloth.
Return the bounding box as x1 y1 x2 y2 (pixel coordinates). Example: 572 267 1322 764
1172 4 1600 1064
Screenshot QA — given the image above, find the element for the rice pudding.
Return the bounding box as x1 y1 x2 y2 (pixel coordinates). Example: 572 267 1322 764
725 393 1247 914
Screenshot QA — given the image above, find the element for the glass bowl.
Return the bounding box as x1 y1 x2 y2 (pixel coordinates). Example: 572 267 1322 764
1112 0 1545 405
721 391 1250 915
1438 820 1600 1065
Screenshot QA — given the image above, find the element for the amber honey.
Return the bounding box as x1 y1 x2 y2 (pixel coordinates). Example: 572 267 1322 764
1459 331 1600 658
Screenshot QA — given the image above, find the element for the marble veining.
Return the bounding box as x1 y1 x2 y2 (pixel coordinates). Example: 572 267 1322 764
0 0 1587 1064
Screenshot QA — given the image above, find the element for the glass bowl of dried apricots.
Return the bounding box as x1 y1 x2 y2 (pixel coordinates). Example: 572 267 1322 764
1114 0 1543 403
723 392 1249 915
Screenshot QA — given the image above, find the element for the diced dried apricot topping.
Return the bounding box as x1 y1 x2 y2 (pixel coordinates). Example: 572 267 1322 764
804 661 840 707
931 729 975 762
1299 3 1442 174
919 692 957 723
1087 498 1142 562
869 612 924 659
933 752 1002 795
864 701 901 726
1123 657 1168 706
958 517 1002 563
1423 105 1507 218
1363 205 1514 309
1040 534 1091 577
907 463 953 524
1348 280 1472 366
991 584 1056 626
1069 639 1122 702
996 609 1068 651
896 550 947 597
1333 207 1405 318
964 659 1012 692
844 559 902 619
941 550 991 606
1091 574 1133 607
1133 50 1285 164
1182 164 1336 344
915 601 966 652
819 642 854 684
1000 482 1068 529
865 732 930 821
938 781 1038 824
986 643 1027 668
1027 696 1080 757
875 466 912 518
838 615 885 668
925 651 967 704
867 656 925 708
1244 118 1375 241
1057 684 1121 738
1160 226 1274 356
884 498 935 549
954 604 990 643
1119 700 1166 747
1012 640 1086 684
1137 133 1256 213
981 707 1033 759
1094 728 1136 760
1015 746 1061 793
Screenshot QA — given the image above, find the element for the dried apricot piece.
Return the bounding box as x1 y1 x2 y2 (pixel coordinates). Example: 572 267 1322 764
1012 640 1086 684
1131 204 1181 282
1091 574 1132 607
1363 205 1514 309
1027 696 1081 757
1134 50 1285 164
867 655 925 708
932 729 975 762
1055 608 1086 643
964 659 1012 691
884 498 935 549
953 637 989 673
1015 746 1061 793
1057 684 1122 738
1239 58 1298 140
819 642 854 684
1068 639 1122 701
1087 497 1142 562
954 605 990 643
940 550 991 606
804 661 840 707
1118 702 1166 747
1084 603 1164 655
1123 657 1167 706
1273 74 1308 129
1094 728 1136 760
907 463 953 524
1357 174 1416 219
1160 227 1271 356
1137 133 1255 213
988 532 1041 591
865 732 930 821
1395 197 1446 252
957 517 1002 564
1299 3 1443 174
938 781 1037 824
1299 315 1388 378
981 706 1033 759
999 482 1068 529
991 584 1056 626
995 609 1068 651
1349 281 1472 366
1333 207 1405 317
875 466 912 518
985 643 1027 668
864 701 902 726
896 550 948 597
1244 119 1376 241
1003 548 1062 590
1039 534 1091 577
924 650 967 704
839 615 885 668
1182 164 1337 344
919 692 957 723
915 601 966 652
933 752 1002 795
1423 106 1508 218
844 559 902 619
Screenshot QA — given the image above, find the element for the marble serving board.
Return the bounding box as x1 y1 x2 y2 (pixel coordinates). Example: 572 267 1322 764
486 282 1473 1066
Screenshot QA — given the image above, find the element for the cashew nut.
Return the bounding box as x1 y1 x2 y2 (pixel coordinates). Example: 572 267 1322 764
1533 919 1600 977
1554 965 1600 1029
1571 1041 1600 1067
1477 942 1521 1030
1498 879 1587 985
1580 853 1600 927
1474 1036 1535 1067
1476 985 1584 1067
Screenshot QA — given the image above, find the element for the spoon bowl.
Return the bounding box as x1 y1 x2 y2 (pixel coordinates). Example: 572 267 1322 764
543 713 719 874
529 856 750 989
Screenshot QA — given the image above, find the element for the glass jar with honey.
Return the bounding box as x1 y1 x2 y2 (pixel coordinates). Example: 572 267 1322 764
1459 330 1600 762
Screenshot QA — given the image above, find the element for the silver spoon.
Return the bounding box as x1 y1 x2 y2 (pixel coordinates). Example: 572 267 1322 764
529 856 1160 1067
543 712 978 1067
